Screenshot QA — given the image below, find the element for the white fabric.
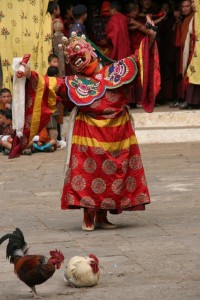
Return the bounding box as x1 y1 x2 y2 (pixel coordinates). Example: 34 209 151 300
182 17 194 77
63 107 77 174
59 107 77 197
32 135 40 142
1 135 11 142
57 139 66 149
12 58 26 138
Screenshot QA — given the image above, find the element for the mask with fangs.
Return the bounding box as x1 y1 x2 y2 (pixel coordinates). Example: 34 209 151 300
59 32 98 73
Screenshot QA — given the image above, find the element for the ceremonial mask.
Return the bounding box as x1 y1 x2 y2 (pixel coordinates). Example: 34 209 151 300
59 32 97 73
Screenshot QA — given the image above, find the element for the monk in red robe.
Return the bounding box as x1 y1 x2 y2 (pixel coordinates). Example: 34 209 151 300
123 2 159 108
105 1 130 60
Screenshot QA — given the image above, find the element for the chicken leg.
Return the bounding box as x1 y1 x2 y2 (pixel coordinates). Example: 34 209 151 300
31 286 42 299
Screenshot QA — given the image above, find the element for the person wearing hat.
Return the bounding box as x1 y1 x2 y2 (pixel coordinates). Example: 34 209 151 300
69 4 87 36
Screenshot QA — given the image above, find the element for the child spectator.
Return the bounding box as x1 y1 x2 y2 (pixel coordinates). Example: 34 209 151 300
46 64 59 148
24 65 65 153
0 88 12 110
48 0 61 22
48 54 59 68
32 127 56 152
47 60 64 145
47 65 59 77
0 109 14 155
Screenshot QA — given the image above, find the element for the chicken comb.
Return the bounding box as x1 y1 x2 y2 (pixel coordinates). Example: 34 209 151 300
89 253 99 263
50 249 65 262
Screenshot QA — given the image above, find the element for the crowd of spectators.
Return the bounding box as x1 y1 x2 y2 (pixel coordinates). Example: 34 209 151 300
57 0 198 109
0 0 198 157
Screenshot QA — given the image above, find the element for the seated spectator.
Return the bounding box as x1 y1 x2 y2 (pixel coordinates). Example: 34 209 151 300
0 88 12 110
0 109 14 155
0 108 32 155
32 127 56 152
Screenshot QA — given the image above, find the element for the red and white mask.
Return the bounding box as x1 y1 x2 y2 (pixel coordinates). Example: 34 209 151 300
59 33 97 73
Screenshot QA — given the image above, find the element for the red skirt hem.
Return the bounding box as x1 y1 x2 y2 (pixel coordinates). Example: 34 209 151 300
61 203 147 213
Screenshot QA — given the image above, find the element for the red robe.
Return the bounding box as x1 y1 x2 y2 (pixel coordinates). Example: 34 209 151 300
174 12 194 98
105 12 130 60
61 58 150 213
129 16 146 54
61 89 150 213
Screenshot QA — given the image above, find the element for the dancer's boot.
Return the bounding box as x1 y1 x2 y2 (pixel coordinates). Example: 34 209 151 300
82 208 95 231
95 210 117 229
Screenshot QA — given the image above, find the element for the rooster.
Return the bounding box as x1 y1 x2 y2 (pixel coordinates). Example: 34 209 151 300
64 254 100 287
0 228 64 298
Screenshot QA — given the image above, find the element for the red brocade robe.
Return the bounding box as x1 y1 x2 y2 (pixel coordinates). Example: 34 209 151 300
11 58 152 213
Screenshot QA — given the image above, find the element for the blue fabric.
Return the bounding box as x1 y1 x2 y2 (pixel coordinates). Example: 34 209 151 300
69 22 86 36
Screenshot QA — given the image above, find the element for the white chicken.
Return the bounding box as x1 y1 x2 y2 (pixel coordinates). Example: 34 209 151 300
64 253 100 287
